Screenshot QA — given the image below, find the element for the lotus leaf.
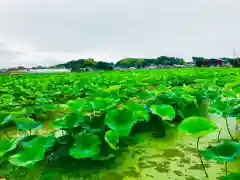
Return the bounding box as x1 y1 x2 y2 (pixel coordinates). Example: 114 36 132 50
220 173 240 180
9 147 45 168
209 101 232 115
125 102 149 121
178 116 217 137
104 109 137 136
22 135 56 149
69 133 101 159
0 111 12 125
51 113 84 129
13 118 43 131
0 139 18 157
200 140 240 162
150 104 175 121
105 130 119 150
67 99 86 112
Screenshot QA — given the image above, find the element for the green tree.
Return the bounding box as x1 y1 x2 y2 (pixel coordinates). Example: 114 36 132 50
192 57 206 67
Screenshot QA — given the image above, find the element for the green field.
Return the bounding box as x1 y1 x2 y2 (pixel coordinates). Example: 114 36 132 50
1 68 240 180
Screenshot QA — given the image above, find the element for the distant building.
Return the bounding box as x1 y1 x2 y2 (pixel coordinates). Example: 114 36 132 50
202 59 222 67
27 68 71 73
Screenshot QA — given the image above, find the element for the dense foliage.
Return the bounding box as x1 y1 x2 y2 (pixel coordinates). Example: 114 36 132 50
0 68 240 179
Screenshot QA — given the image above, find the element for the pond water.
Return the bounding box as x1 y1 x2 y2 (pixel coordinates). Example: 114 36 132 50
1 114 240 180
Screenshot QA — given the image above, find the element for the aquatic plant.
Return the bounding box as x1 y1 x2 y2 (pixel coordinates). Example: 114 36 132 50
179 116 217 177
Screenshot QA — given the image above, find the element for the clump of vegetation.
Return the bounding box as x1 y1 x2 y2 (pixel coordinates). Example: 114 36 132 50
0 68 240 179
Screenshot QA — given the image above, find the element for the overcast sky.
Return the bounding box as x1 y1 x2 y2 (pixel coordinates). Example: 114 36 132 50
0 0 240 68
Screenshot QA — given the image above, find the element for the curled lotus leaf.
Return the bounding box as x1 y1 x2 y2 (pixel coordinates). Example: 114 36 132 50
178 116 217 137
104 130 119 150
104 109 137 136
0 139 19 157
69 133 101 159
200 140 240 162
150 104 175 121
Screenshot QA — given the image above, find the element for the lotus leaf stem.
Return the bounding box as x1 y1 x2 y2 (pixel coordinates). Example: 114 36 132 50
223 115 234 140
225 162 228 176
217 128 222 142
197 138 209 178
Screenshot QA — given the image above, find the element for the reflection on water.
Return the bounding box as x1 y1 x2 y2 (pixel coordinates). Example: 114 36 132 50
1 114 240 180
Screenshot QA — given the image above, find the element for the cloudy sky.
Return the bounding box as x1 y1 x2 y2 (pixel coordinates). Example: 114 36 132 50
0 0 240 68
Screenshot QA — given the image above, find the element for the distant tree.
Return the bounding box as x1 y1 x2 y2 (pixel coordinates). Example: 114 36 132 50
82 58 97 68
96 61 114 70
192 57 206 67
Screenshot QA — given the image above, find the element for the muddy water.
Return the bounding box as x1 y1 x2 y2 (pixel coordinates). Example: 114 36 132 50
1 114 240 180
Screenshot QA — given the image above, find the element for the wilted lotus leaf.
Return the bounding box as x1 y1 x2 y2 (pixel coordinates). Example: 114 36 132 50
104 109 137 136
69 133 101 159
200 140 240 162
51 113 84 129
13 117 43 131
105 130 119 150
9 147 45 168
150 104 175 121
67 99 86 112
0 139 18 157
178 116 217 137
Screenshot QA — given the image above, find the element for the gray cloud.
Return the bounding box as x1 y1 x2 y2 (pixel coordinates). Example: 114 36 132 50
0 0 240 68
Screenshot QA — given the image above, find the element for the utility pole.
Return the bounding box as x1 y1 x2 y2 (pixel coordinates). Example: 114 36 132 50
233 48 240 67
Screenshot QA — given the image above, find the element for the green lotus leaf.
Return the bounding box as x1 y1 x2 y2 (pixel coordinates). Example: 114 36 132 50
67 99 86 112
9 147 45 168
1 94 14 104
200 140 240 162
13 117 43 131
104 109 137 136
105 130 119 150
220 173 240 180
90 98 116 111
106 85 121 92
209 101 232 115
0 111 12 125
178 116 217 137
51 113 84 129
22 135 56 150
43 104 58 111
150 104 175 121
0 139 19 157
69 133 101 159
222 89 238 98
125 102 149 121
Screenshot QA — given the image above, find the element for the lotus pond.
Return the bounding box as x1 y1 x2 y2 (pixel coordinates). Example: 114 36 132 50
0 68 240 180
